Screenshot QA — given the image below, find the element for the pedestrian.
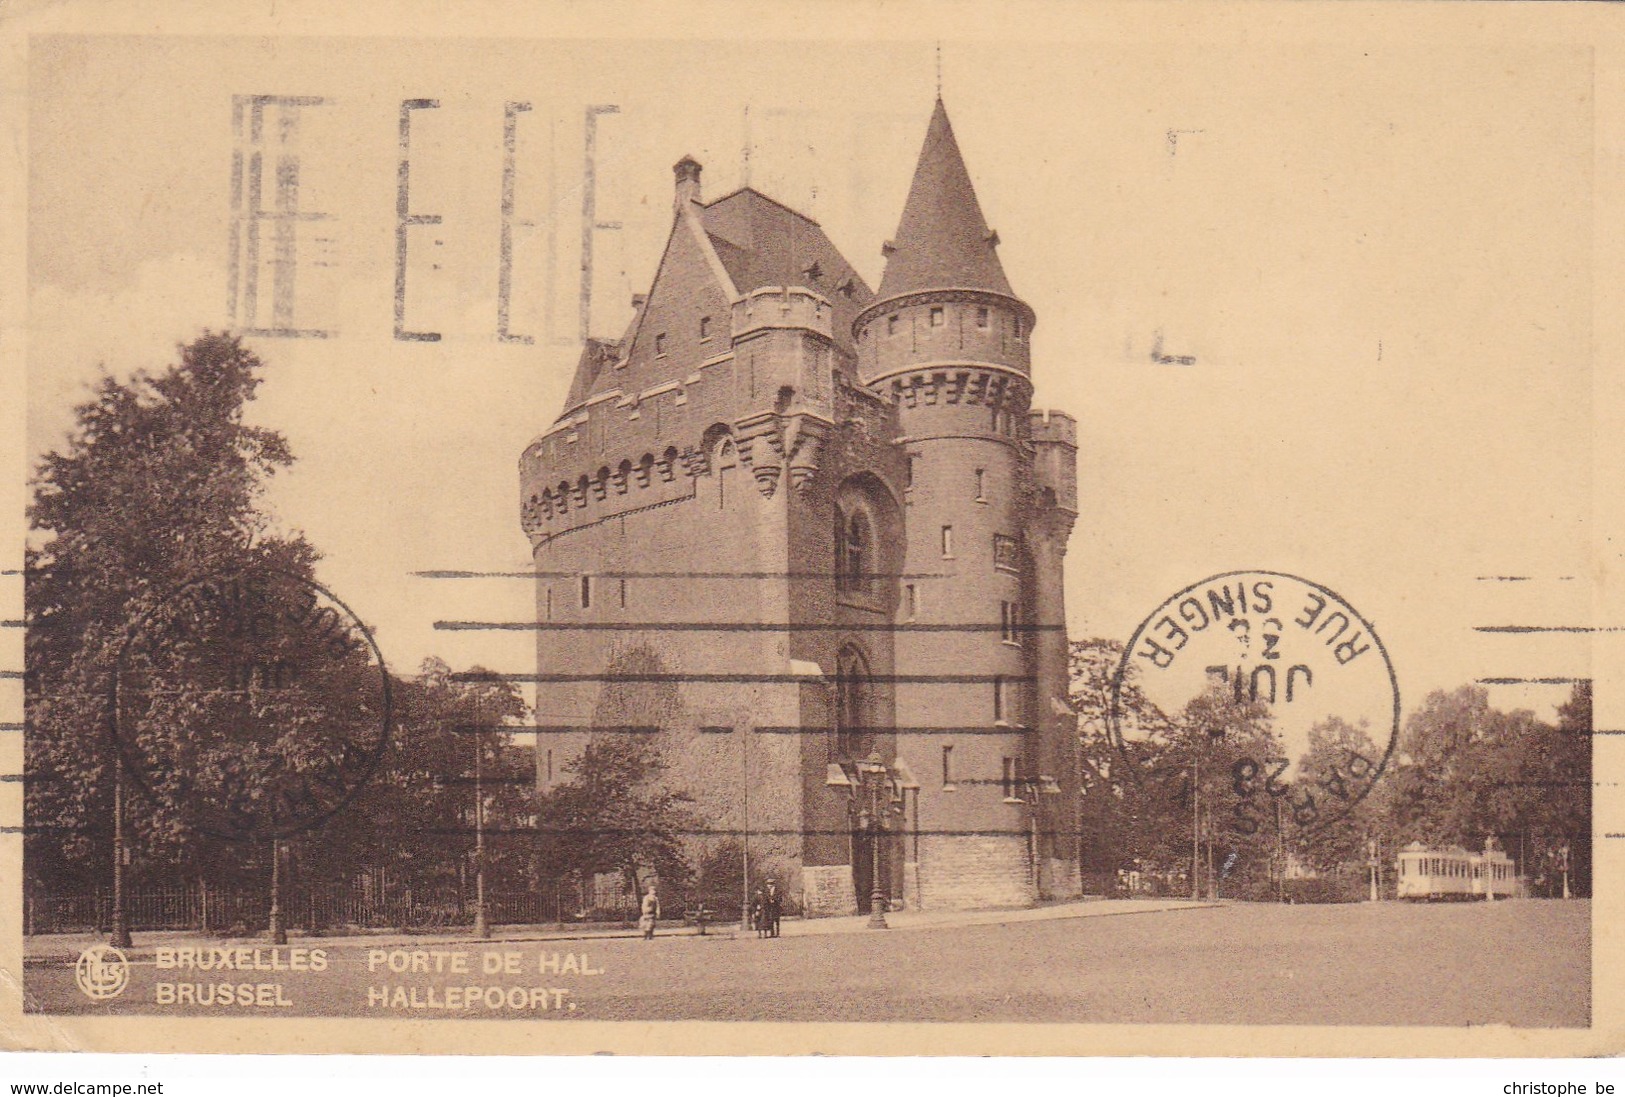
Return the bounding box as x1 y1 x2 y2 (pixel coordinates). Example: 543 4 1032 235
764 878 782 939
750 888 766 938
639 883 660 940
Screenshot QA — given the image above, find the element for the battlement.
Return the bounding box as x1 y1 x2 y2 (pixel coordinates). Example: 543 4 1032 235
1028 408 1077 448
732 286 836 343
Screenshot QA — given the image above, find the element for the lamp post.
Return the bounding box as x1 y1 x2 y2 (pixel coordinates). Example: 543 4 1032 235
1559 844 1572 900
859 752 889 930
1190 755 1201 902
473 727 490 939
268 839 287 945
110 753 131 948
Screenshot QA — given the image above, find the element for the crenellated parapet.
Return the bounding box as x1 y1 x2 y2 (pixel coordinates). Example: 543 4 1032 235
520 343 894 539
1027 408 1078 518
731 285 836 345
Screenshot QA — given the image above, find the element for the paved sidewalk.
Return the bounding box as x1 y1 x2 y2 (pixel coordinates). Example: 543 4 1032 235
771 897 1215 937
24 897 1218 962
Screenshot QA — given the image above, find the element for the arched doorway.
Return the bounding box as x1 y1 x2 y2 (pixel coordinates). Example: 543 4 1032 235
836 646 890 914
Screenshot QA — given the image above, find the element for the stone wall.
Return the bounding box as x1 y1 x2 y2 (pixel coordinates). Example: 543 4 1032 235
802 864 857 916
918 834 1032 911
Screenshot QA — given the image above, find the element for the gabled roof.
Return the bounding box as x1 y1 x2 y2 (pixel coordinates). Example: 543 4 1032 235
556 184 872 417
700 188 873 347
876 98 1014 301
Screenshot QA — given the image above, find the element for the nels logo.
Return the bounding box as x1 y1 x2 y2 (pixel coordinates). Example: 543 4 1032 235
74 944 130 1001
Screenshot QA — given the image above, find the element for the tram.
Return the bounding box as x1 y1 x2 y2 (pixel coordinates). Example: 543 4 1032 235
1395 841 1518 900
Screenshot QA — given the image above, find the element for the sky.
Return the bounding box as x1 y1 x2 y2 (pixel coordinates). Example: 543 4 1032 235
20 25 1597 729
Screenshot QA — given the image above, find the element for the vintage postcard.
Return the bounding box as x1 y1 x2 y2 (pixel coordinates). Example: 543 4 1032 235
0 0 1621 1059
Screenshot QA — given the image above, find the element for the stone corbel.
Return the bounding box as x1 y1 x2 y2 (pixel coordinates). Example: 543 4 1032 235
786 414 832 496
734 411 785 496
681 448 711 478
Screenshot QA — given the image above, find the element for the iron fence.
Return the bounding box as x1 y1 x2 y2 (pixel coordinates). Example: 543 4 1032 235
25 884 568 936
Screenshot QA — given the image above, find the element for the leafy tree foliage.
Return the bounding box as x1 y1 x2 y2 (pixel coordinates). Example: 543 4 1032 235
1070 640 1590 900
25 333 310 890
1071 638 1281 896
534 735 696 902
531 645 697 901
1292 716 1387 873
24 334 538 907
293 658 531 895
1382 683 1590 895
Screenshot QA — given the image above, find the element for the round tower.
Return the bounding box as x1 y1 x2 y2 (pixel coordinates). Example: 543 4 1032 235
854 99 1044 910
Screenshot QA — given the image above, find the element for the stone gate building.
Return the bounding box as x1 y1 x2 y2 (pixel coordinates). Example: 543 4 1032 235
519 100 1081 914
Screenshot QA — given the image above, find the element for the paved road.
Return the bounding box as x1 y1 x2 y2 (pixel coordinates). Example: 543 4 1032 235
25 900 1588 1026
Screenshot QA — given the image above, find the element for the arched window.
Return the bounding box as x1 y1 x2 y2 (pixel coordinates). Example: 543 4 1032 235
835 646 871 760
837 509 869 592
715 439 736 509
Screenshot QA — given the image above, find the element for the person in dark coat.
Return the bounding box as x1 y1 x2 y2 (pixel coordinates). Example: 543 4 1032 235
763 879 782 938
749 888 766 938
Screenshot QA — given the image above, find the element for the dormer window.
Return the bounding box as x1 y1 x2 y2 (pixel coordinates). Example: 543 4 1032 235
929 306 945 327
655 332 668 357
699 316 711 341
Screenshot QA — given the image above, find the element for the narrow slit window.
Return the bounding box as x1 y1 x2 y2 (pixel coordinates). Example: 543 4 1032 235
1001 600 1018 645
619 578 628 608
905 583 919 620
887 314 899 335
545 585 552 621
546 749 554 783
976 306 990 329
655 332 667 357
699 316 711 340
1003 757 1021 801
975 468 986 500
580 575 592 609
942 745 955 789
993 674 1005 722
941 525 954 558
929 306 945 327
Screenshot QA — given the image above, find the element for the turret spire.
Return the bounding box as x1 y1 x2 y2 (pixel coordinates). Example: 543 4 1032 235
876 100 1014 301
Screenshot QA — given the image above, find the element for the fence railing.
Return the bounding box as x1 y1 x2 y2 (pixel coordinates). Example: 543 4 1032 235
24 885 575 936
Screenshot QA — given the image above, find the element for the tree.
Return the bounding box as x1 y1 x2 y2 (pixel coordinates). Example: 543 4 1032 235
1070 639 1163 885
292 658 531 897
25 333 312 892
535 734 696 904
1161 684 1282 898
1069 637 1282 896
1381 683 1591 897
1293 716 1387 874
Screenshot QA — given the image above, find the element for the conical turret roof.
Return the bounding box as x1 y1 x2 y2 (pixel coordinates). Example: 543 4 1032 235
876 99 1014 301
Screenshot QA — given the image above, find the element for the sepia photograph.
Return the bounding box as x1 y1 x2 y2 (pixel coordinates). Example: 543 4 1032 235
1 0 1620 1065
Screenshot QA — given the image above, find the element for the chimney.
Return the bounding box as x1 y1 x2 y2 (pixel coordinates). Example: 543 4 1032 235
673 155 702 213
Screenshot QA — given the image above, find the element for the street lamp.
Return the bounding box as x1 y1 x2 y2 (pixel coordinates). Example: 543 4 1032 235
268 839 287 945
858 753 891 929
110 753 131 949
473 726 490 939
829 753 899 929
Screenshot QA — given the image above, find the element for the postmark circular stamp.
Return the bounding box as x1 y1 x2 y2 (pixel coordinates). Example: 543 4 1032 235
1108 570 1399 837
111 564 392 842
